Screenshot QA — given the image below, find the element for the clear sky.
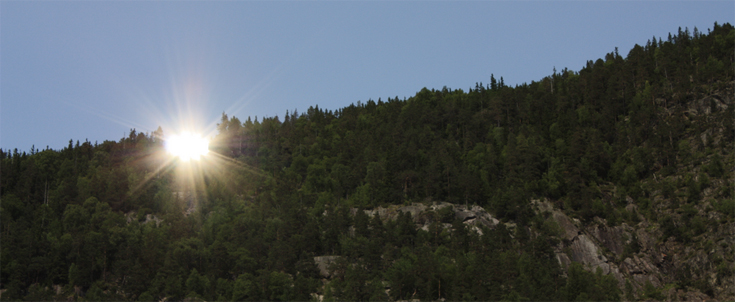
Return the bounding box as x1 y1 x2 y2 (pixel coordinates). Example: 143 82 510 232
2 1 733 151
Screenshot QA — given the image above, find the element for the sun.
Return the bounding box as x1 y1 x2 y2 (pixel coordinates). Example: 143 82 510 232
166 132 209 161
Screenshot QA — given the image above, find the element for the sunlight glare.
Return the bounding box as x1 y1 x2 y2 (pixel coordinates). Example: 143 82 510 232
166 132 209 161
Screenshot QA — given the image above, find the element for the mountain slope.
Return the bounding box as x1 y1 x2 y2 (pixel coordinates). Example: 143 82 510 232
1 22 733 301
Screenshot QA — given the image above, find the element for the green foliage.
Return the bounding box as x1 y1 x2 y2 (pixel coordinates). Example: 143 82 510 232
716 261 733 282
1 23 733 301
622 233 641 260
704 153 725 178
685 173 702 203
564 263 620 301
714 199 735 219
641 280 665 301
661 179 677 199
624 279 635 301
436 205 456 223
659 214 680 240
185 268 210 298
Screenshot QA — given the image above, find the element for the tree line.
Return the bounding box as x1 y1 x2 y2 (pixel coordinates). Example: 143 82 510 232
1 22 732 301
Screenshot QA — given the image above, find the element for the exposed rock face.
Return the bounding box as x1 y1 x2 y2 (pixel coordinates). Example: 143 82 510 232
621 255 663 288
143 214 163 227
586 218 627 256
569 234 610 274
313 256 341 278
457 204 500 229
320 198 735 300
361 202 500 231
318 203 501 277
533 199 735 300
125 211 163 227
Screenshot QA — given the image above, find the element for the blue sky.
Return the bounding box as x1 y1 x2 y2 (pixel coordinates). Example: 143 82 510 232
2 1 733 151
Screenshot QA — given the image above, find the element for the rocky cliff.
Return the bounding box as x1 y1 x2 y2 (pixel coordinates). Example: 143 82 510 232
315 196 734 301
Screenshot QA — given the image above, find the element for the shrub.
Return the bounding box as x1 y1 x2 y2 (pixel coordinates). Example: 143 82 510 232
641 281 665 301
714 199 735 219
704 153 724 178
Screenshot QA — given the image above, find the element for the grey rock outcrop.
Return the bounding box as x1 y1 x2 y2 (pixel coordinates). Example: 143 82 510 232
313 256 341 278
322 198 735 300
360 202 499 233
533 198 735 300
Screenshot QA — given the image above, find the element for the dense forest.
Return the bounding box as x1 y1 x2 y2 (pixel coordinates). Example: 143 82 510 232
1 23 733 301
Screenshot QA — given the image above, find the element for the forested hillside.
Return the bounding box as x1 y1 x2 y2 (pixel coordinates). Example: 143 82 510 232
1 23 733 301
